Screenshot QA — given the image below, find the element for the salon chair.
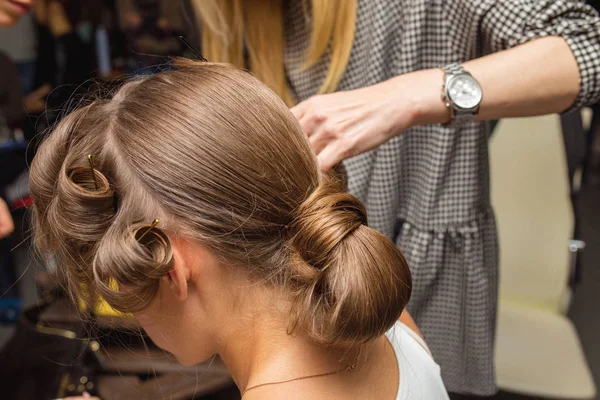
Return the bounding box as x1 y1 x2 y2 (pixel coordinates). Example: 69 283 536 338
490 114 596 399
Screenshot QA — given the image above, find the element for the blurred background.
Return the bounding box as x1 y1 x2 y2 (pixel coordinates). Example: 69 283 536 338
0 1 598 399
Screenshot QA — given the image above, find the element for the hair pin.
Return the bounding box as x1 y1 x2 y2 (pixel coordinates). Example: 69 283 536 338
178 36 208 62
138 219 160 242
87 154 99 190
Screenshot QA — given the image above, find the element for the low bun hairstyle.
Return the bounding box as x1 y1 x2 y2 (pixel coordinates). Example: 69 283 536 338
31 60 411 346
289 177 411 345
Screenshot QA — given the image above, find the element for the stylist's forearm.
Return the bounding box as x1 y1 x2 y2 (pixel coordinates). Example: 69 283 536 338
470 36 580 119
405 36 581 127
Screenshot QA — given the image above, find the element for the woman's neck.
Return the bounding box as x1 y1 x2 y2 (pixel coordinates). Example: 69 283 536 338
217 309 365 395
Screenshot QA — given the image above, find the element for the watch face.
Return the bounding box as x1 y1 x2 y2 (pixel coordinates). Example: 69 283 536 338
447 75 482 109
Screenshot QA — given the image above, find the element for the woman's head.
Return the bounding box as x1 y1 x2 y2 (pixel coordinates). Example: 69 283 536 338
31 60 411 364
0 0 36 26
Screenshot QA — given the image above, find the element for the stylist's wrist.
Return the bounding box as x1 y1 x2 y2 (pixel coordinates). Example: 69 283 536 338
390 68 451 129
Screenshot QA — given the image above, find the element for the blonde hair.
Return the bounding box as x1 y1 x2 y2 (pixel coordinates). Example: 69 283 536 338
192 0 357 105
31 60 411 346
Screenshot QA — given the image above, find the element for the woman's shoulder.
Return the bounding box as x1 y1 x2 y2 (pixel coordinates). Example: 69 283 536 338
386 321 432 356
386 322 450 400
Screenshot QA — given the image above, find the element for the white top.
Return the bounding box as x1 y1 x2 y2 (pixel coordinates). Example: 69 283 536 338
386 322 450 400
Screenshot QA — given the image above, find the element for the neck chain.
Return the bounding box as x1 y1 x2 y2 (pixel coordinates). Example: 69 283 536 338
242 354 359 398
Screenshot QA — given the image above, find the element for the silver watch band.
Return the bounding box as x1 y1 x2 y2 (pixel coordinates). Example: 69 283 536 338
442 63 480 124
444 62 464 76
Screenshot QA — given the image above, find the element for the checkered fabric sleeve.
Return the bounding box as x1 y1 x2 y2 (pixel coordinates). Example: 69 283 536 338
456 0 600 110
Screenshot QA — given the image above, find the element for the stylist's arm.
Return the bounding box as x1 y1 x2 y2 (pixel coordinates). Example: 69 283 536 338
291 36 580 170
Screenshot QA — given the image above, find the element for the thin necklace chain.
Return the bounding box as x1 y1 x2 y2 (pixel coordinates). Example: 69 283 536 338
241 356 359 398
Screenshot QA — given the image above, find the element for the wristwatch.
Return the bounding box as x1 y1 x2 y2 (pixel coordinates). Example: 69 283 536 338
441 63 483 124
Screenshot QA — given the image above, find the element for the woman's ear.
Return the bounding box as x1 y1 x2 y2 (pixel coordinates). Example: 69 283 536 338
165 239 192 302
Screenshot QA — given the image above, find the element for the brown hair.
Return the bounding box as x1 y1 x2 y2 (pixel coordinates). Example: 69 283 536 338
30 60 411 346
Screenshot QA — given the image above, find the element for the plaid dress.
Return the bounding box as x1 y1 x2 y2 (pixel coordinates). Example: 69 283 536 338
283 0 600 395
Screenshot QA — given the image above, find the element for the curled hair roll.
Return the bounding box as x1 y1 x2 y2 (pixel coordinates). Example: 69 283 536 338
92 219 174 314
47 164 115 248
30 92 173 312
288 177 412 346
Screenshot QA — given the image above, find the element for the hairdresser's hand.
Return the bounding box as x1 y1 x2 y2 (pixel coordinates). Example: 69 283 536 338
291 69 449 170
0 199 14 239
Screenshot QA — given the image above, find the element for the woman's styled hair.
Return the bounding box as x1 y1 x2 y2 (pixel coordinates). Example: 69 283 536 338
192 0 357 105
30 60 411 346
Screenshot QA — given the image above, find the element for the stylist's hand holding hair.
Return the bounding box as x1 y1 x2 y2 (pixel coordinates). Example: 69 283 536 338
291 77 427 171
292 36 580 171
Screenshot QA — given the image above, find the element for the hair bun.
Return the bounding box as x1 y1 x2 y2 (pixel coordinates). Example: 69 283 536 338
290 177 366 280
288 177 411 346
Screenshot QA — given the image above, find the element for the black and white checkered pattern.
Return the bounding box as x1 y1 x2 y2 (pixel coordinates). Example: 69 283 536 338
283 0 600 395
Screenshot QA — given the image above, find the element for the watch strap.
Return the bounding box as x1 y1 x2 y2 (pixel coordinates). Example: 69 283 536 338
444 62 464 76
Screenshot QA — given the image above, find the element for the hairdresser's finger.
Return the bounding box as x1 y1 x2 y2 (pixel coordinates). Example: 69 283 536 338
290 100 308 121
292 103 326 138
300 116 323 139
292 96 331 138
317 144 346 172
309 125 333 156
311 114 352 157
